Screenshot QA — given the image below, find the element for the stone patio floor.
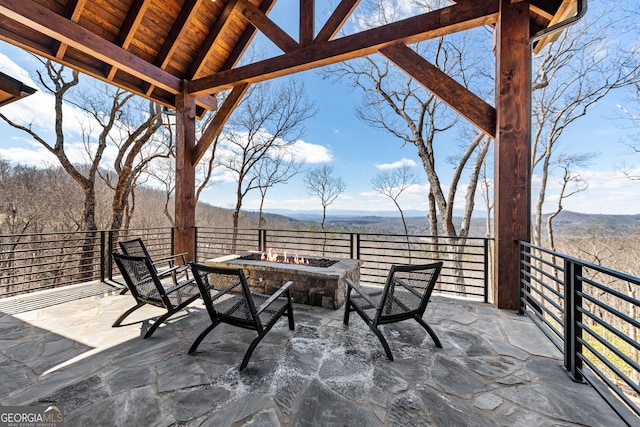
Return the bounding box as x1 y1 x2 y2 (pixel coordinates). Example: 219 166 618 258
0 293 629 426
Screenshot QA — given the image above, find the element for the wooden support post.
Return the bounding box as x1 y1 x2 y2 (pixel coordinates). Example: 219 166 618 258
494 0 531 310
175 83 196 261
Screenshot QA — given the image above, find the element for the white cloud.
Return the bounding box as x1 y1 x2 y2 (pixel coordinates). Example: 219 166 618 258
375 158 417 170
286 139 333 163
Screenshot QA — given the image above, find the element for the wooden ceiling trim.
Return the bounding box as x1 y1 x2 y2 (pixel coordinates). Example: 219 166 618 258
380 43 496 138
192 83 250 165
187 0 239 79
300 0 314 47
0 0 182 94
189 0 500 95
238 0 299 53
54 0 88 59
314 0 361 43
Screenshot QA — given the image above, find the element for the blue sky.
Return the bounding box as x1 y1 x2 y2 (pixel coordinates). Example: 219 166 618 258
1 1 639 217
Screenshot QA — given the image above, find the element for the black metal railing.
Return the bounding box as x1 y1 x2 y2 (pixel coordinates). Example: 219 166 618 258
519 241 640 425
0 228 176 298
194 227 490 301
1 227 490 301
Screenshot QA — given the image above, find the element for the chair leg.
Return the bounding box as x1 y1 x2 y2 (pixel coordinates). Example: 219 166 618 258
143 310 176 338
416 317 443 348
240 333 266 371
112 302 145 327
343 302 352 325
368 324 394 361
287 306 295 331
188 322 218 354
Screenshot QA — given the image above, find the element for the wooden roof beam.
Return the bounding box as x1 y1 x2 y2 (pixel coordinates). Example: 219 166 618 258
219 0 278 72
107 0 152 80
380 44 496 138
0 0 182 94
187 0 239 79
155 0 203 70
238 0 299 53
190 0 499 95
54 0 87 59
191 84 250 165
315 0 361 43
300 0 314 46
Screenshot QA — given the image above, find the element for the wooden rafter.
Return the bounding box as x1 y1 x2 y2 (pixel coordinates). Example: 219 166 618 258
107 0 152 80
238 0 299 53
144 0 203 96
189 0 500 95
380 44 496 138
187 0 240 79
300 0 315 46
55 0 87 59
192 84 250 165
315 0 361 43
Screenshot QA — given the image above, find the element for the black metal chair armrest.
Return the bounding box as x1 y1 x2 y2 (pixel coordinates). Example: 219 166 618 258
256 281 293 315
163 278 196 295
346 278 378 308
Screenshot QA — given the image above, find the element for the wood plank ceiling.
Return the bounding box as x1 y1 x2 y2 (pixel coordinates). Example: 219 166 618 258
0 0 575 120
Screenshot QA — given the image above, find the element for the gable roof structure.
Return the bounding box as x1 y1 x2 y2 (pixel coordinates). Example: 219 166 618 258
0 0 577 113
0 0 585 310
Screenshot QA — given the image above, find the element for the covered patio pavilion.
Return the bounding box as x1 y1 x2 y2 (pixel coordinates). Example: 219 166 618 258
3 1 630 425
0 0 585 310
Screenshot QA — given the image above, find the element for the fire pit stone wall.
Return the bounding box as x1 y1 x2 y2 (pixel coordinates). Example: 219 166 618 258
205 252 361 309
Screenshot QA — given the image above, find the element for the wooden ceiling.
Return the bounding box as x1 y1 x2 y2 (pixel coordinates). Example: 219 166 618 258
0 0 576 114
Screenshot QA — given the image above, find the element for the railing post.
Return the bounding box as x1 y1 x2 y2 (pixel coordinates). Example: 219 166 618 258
99 231 105 282
564 259 584 382
356 233 361 259
484 238 489 304
194 227 199 262
107 230 114 281
262 229 268 252
518 241 526 315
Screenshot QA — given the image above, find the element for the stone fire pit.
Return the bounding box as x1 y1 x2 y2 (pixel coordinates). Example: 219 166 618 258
206 251 361 309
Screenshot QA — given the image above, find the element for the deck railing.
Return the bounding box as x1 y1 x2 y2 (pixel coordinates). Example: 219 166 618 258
519 241 640 424
194 227 490 301
1 227 489 301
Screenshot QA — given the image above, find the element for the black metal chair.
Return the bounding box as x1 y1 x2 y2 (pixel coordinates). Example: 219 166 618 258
189 263 295 371
343 262 444 360
119 237 189 284
112 253 200 338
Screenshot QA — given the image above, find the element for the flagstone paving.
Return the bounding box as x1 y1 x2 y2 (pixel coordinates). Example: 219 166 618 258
0 294 630 426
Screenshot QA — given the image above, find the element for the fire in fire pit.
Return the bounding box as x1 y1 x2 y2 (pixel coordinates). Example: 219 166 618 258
239 249 338 268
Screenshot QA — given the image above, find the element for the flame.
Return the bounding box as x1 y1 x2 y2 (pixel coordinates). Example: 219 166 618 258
261 248 309 264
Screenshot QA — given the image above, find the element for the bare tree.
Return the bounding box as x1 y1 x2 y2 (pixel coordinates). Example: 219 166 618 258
371 165 418 258
77 87 168 235
219 80 316 251
530 6 640 246
304 165 346 232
